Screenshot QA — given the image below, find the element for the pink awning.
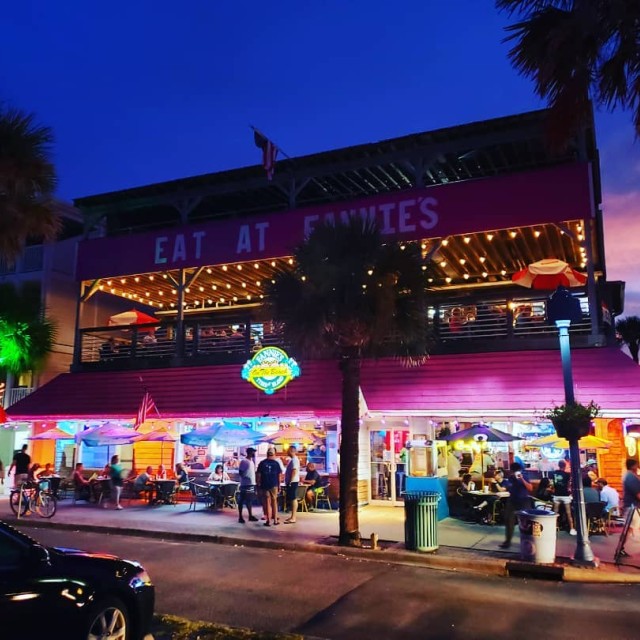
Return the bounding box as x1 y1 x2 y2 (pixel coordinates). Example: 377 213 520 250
7 361 342 420
361 348 640 416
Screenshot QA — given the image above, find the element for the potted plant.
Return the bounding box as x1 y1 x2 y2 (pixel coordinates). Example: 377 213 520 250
544 401 600 440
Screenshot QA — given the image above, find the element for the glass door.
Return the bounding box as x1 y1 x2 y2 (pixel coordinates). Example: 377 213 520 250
369 428 410 504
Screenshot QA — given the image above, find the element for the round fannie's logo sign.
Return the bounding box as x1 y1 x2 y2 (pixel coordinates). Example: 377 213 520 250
241 347 301 395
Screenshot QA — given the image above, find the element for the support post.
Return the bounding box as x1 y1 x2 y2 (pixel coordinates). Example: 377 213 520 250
176 268 186 357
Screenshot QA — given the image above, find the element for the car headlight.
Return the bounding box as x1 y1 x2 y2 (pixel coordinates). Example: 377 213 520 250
129 569 152 589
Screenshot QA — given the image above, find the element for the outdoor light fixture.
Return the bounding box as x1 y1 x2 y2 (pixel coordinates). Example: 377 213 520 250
440 261 447 267
534 230 541 238
222 265 228 271
442 239 449 246
510 231 517 238
237 265 242 270
486 234 494 241
463 237 471 244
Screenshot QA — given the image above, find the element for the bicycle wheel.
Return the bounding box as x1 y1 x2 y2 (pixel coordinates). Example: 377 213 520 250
9 490 29 516
35 492 57 518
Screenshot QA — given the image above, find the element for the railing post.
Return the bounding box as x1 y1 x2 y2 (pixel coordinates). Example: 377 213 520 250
506 299 514 338
130 327 138 359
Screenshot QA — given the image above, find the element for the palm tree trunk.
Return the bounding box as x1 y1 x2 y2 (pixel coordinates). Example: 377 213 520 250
338 353 362 547
629 342 639 364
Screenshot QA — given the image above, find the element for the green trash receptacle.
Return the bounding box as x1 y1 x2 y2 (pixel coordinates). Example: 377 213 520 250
404 491 441 552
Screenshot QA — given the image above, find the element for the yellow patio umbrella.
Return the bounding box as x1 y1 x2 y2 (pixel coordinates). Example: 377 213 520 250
527 434 612 450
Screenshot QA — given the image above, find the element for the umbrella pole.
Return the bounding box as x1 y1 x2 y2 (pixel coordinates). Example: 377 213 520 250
480 443 485 490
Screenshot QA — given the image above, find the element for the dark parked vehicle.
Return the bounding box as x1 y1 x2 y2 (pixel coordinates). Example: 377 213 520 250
0 520 154 640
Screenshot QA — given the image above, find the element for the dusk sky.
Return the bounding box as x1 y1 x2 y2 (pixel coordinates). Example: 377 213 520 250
3 1 639 314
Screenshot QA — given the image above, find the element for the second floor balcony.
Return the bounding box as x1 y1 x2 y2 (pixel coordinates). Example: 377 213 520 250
74 289 603 372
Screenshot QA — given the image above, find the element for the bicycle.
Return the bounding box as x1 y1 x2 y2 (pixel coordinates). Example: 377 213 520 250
9 481 57 518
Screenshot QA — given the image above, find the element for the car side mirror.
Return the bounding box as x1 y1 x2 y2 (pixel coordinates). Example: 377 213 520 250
27 544 50 566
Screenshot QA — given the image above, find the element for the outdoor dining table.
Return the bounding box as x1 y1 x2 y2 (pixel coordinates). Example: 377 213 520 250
151 479 176 505
466 490 510 524
206 481 238 508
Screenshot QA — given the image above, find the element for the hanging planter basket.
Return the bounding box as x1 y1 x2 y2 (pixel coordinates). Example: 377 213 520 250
545 402 600 440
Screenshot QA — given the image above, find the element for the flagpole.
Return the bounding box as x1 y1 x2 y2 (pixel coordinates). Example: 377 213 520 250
249 125 291 159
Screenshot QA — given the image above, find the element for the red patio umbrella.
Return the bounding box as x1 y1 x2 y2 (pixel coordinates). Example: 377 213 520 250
512 259 587 291
29 427 75 440
108 309 159 330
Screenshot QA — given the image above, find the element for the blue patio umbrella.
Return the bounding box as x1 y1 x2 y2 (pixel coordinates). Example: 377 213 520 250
180 422 262 447
440 424 521 489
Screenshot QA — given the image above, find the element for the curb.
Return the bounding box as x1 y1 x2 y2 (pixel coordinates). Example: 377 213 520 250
7 517 640 584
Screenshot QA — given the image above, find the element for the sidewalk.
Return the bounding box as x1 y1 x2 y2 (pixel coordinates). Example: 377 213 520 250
3 494 640 582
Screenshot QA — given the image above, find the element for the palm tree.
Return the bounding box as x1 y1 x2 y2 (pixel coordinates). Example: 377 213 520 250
497 1 640 144
0 282 56 376
616 316 640 364
268 218 432 546
0 106 60 264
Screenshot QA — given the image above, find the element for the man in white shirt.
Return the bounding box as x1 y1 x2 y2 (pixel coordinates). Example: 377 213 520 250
284 446 300 524
596 478 620 513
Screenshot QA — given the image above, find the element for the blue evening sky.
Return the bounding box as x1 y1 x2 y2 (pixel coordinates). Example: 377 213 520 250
2 1 639 311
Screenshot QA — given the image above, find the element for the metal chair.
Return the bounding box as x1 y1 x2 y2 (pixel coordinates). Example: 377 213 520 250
188 481 212 511
222 482 239 508
314 482 333 511
295 484 309 512
586 501 608 536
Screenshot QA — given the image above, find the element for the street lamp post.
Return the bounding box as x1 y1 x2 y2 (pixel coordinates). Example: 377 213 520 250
548 288 597 567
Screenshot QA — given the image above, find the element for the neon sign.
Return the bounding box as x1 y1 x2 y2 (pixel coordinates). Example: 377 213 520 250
241 347 301 395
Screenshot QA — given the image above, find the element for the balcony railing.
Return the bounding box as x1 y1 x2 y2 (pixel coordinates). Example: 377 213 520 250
7 387 34 406
75 291 597 370
77 317 285 369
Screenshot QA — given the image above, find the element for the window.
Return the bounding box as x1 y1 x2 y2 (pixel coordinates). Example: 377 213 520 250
0 531 25 569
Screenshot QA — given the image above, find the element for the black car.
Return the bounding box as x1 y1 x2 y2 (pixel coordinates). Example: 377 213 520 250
0 520 154 640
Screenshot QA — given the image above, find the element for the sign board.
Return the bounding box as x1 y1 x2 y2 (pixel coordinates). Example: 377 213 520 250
241 347 301 395
76 163 592 280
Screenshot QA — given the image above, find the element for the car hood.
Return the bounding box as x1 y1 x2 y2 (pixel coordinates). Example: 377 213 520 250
49 546 144 580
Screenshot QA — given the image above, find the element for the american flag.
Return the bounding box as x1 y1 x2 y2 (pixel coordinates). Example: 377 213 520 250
134 391 159 430
254 130 278 181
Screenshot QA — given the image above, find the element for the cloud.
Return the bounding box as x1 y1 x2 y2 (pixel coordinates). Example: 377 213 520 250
603 189 640 317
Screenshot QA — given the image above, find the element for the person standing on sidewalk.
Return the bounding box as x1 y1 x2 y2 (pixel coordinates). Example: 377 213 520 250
9 444 30 487
552 460 577 535
284 446 300 524
238 447 259 524
256 448 282 526
108 455 124 510
499 462 533 549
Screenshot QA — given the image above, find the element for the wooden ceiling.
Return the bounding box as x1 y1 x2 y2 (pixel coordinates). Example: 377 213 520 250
87 218 589 314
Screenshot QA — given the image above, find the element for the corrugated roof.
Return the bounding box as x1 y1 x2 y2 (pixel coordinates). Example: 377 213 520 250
361 348 640 418
9 348 638 421
7 361 342 420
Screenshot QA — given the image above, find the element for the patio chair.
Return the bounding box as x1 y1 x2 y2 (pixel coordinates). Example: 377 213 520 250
188 481 212 511
586 501 607 536
295 484 309 513
607 506 625 534
314 481 333 511
221 482 239 509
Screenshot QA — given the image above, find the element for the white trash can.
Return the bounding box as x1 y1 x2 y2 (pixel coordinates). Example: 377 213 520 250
517 508 558 564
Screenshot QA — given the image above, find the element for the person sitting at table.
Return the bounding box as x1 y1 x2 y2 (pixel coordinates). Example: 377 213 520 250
100 463 111 479
583 476 600 503
461 473 475 492
535 477 554 505
208 464 230 483
491 469 508 493
36 462 55 479
27 463 41 483
156 464 167 479
72 463 93 501
302 462 322 506
596 478 620 513
175 463 189 488
134 466 154 500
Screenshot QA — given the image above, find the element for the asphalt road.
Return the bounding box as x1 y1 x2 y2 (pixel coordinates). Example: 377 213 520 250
23 527 640 640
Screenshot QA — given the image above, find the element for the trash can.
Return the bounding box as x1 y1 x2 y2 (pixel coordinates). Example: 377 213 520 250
404 491 441 552
517 508 558 564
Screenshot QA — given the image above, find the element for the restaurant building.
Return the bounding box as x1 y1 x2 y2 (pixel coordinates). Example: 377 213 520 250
6 107 640 501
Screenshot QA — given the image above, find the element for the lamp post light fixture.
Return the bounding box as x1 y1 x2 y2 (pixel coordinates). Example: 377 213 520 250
547 287 597 567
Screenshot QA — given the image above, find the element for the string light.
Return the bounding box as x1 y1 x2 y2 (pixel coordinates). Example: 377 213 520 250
441 239 449 246
206 268 212 274
237 265 242 271
254 263 260 269
445 277 452 283
509 231 517 238
534 230 541 238
222 265 228 271
486 234 494 241
479 256 486 263
482 272 488 278
459 258 466 265
463 237 471 244
463 274 469 280
440 260 447 267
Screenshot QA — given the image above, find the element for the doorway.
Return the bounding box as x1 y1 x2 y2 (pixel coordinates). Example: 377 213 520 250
369 428 410 504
